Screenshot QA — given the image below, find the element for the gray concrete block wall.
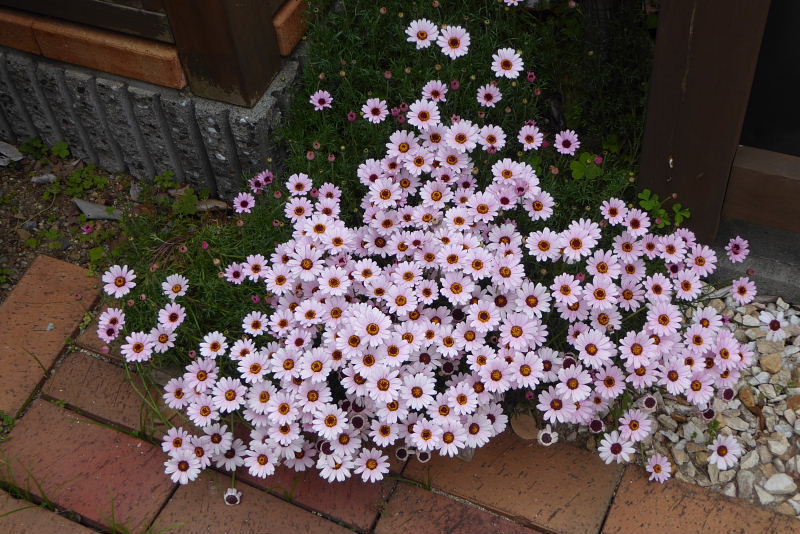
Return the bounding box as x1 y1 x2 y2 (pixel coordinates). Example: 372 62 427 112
0 46 303 198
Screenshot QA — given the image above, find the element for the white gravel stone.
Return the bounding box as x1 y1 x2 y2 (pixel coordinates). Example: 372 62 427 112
672 446 689 465
764 473 798 495
784 409 796 426
756 484 776 505
657 414 678 432
743 315 761 327
737 470 756 500
740 450 759 470
768 435 790 456
722 482 737 497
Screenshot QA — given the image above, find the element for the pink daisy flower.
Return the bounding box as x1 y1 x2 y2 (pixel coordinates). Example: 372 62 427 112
476 84 502 108
618 408 652 442
199 331 228 359
211 377 247 413
233 192 255 214
244 442 278 478
102 264 137 298
164 449 202 485
223 262 245 285
526 229 561 262
537 386 576 424
158 302 186 331
406 19 438 49
555 365 593 402
309 89 332 111
731 276 757 305
574 329 616 369
686 244 717 277
511 352 544 389
437 25 470 59
646 454 672 483
445 120 479 152
518 124 543 151
659 359 691 395
479 124 506 152
422 79 448 102
121 331 153 363
97 322 120 344
287 173 312 196
554 129 580 156
598 430 635 464
594 366 626 400
491 47 524 79
362 98 389 124
150 324 176 353
355 448 390 482
725 236 749 263
551 273 583 305
685 371 714 406
600 198 628 225
408 99 440 131
708 434 742 470
675 270 702 301
646 301 682 337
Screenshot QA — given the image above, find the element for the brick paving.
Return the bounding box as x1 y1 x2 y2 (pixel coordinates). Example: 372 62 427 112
1 255 800 534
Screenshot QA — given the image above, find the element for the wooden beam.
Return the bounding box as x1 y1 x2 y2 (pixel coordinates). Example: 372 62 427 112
638 0 770 243
163 0 284 107
722 146 800 233
32 17 186 89
0 0 173 43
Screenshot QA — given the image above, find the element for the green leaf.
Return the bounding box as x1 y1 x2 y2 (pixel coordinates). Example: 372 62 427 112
89 247 105 262
50 141 70 158
569 160 585 179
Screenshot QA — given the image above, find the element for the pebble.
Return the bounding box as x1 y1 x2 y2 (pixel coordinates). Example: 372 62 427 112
722 483 737 497
783 409 797 426
764 473 797 495
756 485 776 505
775 458 786 473
723 415 750 432
768 435 790 456
759 445 773 464
672 446 689 465
737 469 756 500
743 315 761 327
30 173 56 184
740 450 759 470
761 353 784 374
658 414 678 432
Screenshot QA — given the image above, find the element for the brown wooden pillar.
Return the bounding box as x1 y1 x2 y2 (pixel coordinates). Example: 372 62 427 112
163 0 285 107
638 0 770 243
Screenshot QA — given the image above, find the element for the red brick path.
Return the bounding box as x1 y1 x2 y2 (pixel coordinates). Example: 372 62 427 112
0 256 799 534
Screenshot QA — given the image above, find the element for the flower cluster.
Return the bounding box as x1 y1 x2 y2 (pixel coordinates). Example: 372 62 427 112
99 12 757 487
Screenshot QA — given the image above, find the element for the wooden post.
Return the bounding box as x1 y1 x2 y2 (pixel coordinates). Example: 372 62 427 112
638 0 770 243
162 0 285 107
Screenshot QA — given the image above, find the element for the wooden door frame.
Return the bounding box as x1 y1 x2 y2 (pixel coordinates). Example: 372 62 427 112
638 0 771 243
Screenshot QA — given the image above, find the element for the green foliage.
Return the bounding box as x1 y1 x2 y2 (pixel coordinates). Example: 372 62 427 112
18 138 70 160
108 0 654 370
43 164 108 200
637 188 691 228
18 138 49 160
172 189 199 216
569 152 603 179
706 418 721 441
154 169 179 191
0 268 11 284
50 140 70 158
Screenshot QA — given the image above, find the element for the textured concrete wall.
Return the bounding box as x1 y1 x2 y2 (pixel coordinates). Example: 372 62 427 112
0 45 305 198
